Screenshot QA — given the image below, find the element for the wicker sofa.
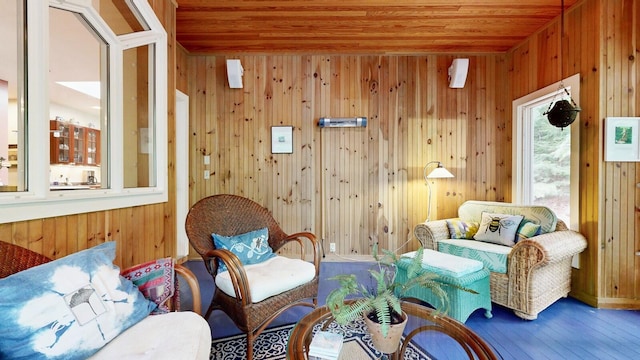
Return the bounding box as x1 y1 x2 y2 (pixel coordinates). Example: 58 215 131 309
413 200 587 320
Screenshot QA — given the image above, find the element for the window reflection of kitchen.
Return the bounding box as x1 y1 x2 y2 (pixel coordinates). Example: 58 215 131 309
2 95 20 189
49 101 101 190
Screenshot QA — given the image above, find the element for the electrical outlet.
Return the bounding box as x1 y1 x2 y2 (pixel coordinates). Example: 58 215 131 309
204 170 210 179
329 242 336 253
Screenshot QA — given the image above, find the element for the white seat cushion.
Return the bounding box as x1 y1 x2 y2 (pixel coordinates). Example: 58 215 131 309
89 311 211 360
402 249 484 278
215 255 316 303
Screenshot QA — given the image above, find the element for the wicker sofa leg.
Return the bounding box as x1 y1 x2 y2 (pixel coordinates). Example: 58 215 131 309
513 310 537 320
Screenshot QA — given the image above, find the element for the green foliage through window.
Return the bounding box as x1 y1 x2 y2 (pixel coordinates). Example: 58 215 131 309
532 102 570 219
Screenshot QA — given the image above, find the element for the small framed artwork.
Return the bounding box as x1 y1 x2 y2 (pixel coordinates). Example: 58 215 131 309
605 117 640 162
271 126 293 154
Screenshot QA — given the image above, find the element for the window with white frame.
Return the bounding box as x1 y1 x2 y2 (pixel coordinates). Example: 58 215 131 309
0 0 167 222
512 73 580 230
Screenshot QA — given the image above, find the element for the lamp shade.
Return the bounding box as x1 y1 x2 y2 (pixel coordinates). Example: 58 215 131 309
423 161 454 222
426 165 454 179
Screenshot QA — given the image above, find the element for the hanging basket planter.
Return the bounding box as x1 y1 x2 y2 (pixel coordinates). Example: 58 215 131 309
544 0 581 130
545 99 581 129
543 83 581 129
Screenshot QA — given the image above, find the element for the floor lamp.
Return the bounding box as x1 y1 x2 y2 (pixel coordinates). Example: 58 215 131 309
423 161 454 222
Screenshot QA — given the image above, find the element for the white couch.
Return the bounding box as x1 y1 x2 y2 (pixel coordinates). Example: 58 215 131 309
414 200 587 319
90 311 211 359
90 264 211 359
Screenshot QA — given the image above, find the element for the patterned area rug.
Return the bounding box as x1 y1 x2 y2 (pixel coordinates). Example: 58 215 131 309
210 317 433 360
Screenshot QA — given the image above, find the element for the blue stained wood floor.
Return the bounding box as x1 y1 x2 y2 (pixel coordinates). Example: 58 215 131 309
184 260 640 360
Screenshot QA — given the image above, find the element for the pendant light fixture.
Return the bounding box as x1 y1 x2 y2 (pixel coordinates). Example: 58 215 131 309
544 0 581 129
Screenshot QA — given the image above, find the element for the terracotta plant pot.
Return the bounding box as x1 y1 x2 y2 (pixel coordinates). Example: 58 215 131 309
363 310 408 354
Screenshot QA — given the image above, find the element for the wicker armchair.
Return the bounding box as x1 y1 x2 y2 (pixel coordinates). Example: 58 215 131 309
414 201 587 320
185 194 321 359
0 241 52 278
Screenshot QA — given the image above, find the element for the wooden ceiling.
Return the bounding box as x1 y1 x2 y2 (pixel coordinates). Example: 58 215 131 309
175 0 579 55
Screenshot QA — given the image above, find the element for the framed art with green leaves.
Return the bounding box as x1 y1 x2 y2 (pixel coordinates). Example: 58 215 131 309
605 117 640 162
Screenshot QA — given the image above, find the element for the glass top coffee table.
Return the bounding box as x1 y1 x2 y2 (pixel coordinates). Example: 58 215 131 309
287 299 498 360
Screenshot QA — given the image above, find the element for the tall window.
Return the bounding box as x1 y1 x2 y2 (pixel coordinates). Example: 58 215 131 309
512 74 580 230
0 0 167 222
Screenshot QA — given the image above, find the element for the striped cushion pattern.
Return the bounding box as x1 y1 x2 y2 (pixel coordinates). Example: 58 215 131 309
438 239 510 274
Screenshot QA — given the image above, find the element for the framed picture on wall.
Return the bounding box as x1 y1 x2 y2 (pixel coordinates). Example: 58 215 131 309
271 126 293 154
605 117 640 162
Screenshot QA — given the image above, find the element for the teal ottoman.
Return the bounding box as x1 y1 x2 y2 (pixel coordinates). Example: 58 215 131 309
395 249 492 323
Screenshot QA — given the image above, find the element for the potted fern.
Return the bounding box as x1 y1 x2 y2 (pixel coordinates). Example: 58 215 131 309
325 246 453 353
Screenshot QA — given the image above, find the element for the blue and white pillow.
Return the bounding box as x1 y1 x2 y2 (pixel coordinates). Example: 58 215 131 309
0 242 156 360
212 227 276 272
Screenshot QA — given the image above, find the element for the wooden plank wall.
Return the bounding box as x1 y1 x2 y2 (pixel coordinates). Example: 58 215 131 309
4 0 636 309
599 0 640 307
506 0 598 304
0 1 179 270
186 54 509 257
507 0 640 308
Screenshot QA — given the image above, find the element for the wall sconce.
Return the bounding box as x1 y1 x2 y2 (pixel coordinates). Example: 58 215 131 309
226 59 244 88
318 117 367 128
423 161 454 222
448 58 469 88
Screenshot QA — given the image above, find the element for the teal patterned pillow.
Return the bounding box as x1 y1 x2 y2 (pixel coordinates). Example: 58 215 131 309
446 218 480 239
212 227 276 272
516 221 542 242
0 242 156 360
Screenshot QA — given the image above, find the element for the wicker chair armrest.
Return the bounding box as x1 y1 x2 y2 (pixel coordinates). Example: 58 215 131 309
413 220 450 250
203 248 253 305
508 229 587 276
554 219 569 231
173 263 202 315
527 229 587 263
281 231 321 275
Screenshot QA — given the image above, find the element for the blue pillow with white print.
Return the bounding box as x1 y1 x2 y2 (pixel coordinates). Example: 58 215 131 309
0 242 156 360
212 227 276 272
